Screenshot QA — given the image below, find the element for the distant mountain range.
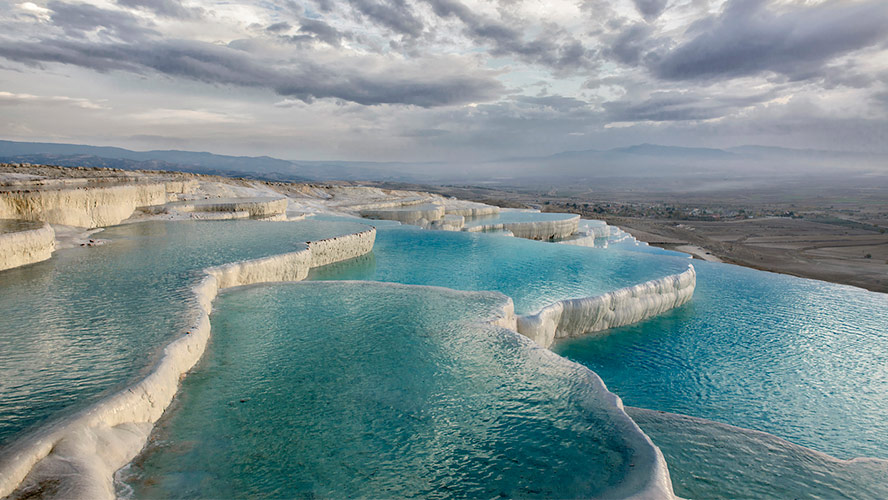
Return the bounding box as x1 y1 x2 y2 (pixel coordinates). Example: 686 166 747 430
1 139 885 189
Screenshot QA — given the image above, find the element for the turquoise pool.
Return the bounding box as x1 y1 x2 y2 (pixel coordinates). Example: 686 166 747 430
122 282 659 499
555 258 888 461
310 226 690 314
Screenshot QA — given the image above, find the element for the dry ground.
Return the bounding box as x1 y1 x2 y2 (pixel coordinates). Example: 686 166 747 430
607 216 888 293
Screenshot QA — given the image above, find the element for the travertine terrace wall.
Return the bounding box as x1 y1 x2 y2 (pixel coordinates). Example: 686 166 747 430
517 265 697 348
0 183 174 228
465 215 580 241
173 197 288 218
0 223 54 271
359 204 446 224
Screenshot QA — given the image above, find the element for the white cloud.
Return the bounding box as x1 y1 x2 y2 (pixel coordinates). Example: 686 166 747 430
0 91 107 109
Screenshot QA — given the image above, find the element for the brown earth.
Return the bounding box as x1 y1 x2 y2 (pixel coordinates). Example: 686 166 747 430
604 216 888 293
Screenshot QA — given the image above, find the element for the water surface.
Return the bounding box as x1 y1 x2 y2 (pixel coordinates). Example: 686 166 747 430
124 282 652 499
556 259 888 459
0 219 367 445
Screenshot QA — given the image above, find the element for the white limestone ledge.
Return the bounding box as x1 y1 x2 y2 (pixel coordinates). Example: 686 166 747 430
0 227 376 500
359 203 445 224
465 215 580 241
0 221 55 271
0 182 195 228
147 196 289 219
517 265 696 348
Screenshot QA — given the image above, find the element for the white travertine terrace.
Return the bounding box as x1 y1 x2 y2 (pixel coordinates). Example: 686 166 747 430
0 222 55 271
517 265 697 349
0 174 691 499
557 233 596 247
441 200 500 218
0 228 376 500
359 203 446 224
430 214 466 231
161 197 289 219
465 215 581 241
0 181 197 228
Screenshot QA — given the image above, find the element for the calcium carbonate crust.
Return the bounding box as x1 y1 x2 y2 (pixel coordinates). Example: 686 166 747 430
0 222 54 271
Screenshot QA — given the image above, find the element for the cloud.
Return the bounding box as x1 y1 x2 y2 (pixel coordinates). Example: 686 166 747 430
116 0 203 19
130 108 248 124
0 37 504 107
0 91 107 109
47 1 157 39
603 90 772 122
298 17 348 46
633 0 668 21
651 0 888 81
346 0 424 37
426 0 596 73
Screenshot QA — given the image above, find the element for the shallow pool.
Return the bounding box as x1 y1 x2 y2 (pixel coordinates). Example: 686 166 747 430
555 259 888 460
310 226 690 314
122 282 657 499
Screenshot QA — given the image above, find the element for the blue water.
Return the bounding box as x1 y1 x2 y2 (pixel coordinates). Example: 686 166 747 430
123 282 650 499
0 219 368 445
310 226 690 314
626 407 888 499
3 212 887 498
555 259 888 460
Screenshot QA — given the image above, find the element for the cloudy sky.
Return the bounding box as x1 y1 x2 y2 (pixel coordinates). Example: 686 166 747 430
0 0 886 161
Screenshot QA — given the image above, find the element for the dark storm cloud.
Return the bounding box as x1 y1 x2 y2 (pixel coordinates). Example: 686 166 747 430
633 0 668 21
607 23 656 65
266 22 292 33
48 1 156 38
347 0 424 37
426 0 595 72
651 0 888 81
0 37 503 107
117 0 203 19
603 90 773 122
298 17 347 46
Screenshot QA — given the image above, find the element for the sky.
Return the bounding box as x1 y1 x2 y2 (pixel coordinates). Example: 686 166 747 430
0 0 886 162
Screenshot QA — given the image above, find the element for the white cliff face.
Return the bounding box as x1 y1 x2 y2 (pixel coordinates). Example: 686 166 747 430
0 183 184 228
0 222 55 271
517 265 697 349
0 228 377 500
